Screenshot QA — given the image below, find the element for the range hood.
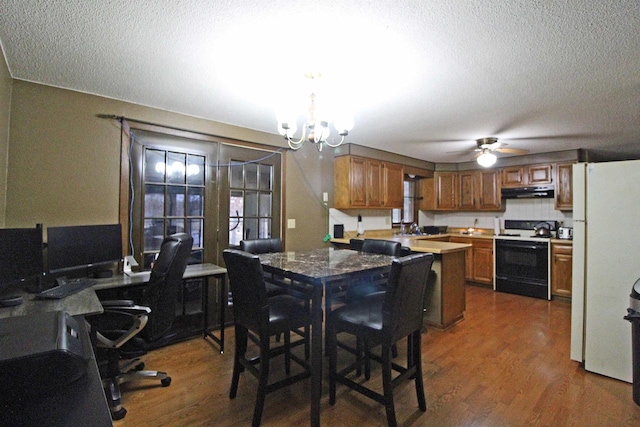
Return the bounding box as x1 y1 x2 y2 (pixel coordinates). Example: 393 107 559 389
501 185 555 199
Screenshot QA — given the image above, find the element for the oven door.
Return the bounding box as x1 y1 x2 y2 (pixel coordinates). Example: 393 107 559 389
495 239 549 299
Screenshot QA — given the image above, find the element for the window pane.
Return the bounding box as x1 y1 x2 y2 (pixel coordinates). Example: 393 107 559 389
167 186 185 216
145 149 165 183
259 193 272 217
145 184 165 217
187 155 205 185
259 218 271 239
392 208 401 223
230 163 243 188
230 189 243 217
144 219 164 251
189 219 203 248
259 164 272 190
245 218 258 240
229 218 243 246
245 191 258 216
245 163 258 189
187 187 204 216
167 152 186 184
167 219 185 235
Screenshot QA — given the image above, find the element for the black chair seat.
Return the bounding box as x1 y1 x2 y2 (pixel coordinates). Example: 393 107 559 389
331 291 386 334
263 294 311 331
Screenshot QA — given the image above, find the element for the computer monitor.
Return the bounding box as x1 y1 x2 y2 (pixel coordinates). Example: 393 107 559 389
46 224 123 278
0 227 44 293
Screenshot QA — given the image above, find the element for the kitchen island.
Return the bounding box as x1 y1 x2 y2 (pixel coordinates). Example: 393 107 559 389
330 235 471 329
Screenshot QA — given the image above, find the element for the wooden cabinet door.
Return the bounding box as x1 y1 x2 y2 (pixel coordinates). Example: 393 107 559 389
349 157 367 207
552 243 573 297
366 159 382 207
472 240 494 285
555 163 573 211
477 170 501 210
458 171 476 210
450 236 473 280
382 162 404 208
435 172 457 210
501 166 526 187
528 164 553 185
419 177 435 210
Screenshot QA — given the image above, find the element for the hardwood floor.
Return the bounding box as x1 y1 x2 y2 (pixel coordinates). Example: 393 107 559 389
113 285 640 426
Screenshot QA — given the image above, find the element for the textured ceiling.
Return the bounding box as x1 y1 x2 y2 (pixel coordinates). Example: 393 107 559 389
1 0 639 163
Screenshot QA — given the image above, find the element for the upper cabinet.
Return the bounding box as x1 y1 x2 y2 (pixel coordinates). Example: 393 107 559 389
334 155 404 209
501 163 553 188
555 163 573 211
420 169 502 211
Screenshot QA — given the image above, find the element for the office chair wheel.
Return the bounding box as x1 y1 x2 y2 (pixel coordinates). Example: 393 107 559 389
111 407 127 420
161 377 172 387
135 362 145 371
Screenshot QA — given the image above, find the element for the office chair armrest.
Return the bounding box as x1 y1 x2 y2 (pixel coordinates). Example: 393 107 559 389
95 305 151 349
101 299 136 307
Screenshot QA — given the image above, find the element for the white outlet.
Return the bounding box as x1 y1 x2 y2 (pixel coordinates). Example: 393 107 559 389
288 219 296 229
323 192 328 202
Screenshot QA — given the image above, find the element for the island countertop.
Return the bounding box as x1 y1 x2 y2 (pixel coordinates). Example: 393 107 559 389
330 236 471 254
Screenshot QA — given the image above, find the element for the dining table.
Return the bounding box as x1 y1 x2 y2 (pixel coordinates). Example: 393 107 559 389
258 247 394 427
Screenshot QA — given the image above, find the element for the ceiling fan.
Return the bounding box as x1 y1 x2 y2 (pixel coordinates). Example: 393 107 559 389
473 137 529 166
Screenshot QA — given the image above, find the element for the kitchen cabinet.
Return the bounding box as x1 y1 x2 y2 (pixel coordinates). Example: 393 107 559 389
555 162 573 211
501 163 553 188
551 242 572 298
334 155 404 209
449 236 493 285
421 170 502 211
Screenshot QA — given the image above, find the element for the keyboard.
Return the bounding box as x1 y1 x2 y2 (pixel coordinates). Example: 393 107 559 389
37 277 97 299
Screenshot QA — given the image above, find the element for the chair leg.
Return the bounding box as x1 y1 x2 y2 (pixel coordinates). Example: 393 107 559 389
284 331 291 375
230 326 247 399
253 334 271 427
412 331 427 411
382 344 398 427
328 324 337 405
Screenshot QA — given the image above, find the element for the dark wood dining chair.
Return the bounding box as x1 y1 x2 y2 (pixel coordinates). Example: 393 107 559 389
328 252 435 427
223 249 311 427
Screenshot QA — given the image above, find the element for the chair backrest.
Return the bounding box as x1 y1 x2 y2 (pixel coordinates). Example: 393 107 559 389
383 253 435 343
240 238 283 254
223 249 269 332
141 232 193 341
361 239 402 257
349 238 364 251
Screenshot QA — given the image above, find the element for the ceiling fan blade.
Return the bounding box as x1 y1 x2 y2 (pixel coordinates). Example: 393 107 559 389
495 147 529 154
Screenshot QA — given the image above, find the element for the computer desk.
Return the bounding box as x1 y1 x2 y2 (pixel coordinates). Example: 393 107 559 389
93 263 228 353
0 287 113 426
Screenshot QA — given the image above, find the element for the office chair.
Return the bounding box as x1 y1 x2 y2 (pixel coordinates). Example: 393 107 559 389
223 249 311 427
329 253 435 427
89 232 193 420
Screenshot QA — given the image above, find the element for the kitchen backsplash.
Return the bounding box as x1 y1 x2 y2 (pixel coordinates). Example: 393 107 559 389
329 198 573 235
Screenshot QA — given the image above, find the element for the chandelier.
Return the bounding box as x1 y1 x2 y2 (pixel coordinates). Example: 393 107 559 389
277 73 353 151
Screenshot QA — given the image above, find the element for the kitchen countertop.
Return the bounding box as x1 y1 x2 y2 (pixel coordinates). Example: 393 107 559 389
330 235 471 254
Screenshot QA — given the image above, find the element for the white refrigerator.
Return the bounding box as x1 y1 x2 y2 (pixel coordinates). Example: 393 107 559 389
571 160 640 382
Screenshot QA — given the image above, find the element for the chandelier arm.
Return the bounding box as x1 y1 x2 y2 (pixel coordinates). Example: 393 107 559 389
285 124 309 149
322 134 346 148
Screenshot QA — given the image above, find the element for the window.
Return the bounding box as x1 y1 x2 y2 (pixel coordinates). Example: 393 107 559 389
142 148 206 268
228 161 275 246
392 177 417 226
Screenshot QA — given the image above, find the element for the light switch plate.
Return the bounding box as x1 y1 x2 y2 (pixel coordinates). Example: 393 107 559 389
287 219 296 229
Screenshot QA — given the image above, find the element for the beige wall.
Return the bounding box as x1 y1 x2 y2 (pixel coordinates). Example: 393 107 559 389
4 80 331 252
0 51 12 226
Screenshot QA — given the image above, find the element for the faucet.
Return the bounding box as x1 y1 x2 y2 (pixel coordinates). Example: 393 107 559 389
409 222 418 234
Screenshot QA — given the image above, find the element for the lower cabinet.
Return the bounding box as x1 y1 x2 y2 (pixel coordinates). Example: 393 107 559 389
449 236 493 285
551 242 573 298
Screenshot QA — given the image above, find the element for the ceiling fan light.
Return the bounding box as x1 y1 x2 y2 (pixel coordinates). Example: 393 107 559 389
477 151 497 167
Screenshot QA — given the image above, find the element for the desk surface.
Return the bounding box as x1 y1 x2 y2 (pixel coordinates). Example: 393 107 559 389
93 263 227 290
0 287 103 319
258 247 393 284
